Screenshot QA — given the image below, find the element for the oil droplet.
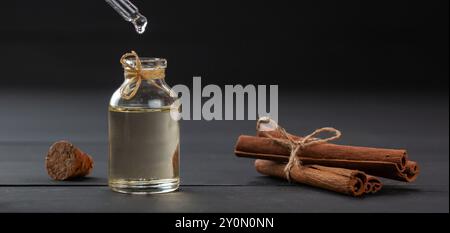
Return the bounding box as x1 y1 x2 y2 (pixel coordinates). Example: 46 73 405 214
133 14 147 34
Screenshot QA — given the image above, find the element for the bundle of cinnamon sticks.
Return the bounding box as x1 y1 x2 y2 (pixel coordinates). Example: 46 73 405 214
234 117 419 197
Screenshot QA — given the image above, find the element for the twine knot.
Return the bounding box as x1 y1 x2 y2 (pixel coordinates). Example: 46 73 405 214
119 51 165 100
257 117 342 181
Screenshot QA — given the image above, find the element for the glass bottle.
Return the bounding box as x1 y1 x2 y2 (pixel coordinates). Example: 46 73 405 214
108 51 180 194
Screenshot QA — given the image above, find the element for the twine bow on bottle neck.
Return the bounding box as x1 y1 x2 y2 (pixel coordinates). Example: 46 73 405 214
119 51 166 100
257 117 342 181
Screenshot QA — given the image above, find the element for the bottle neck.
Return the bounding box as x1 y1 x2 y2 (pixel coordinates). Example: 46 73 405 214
123 68 166 81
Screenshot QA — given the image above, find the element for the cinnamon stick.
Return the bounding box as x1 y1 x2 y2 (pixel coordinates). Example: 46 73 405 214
365 175 383 194
255 159 368 196
250 118 419 182
45 141 94 180
235 135 419 182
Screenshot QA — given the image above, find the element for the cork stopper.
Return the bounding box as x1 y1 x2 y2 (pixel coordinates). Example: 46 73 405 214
45 141 94 180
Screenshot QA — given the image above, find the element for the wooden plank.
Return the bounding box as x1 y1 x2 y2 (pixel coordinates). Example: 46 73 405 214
0 186 448 213
0 91 448 212
0 141 447 186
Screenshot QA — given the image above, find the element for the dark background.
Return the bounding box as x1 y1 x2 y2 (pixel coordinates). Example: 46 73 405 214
0 0 448 213
1 0 448 91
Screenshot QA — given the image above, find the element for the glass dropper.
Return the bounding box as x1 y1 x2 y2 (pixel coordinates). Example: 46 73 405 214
105 0 148 34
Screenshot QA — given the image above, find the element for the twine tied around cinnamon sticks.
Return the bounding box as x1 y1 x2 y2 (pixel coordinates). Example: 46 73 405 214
256 117 342 181
119 51 166 100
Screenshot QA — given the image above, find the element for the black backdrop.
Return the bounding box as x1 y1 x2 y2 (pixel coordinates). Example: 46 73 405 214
1 0 448 92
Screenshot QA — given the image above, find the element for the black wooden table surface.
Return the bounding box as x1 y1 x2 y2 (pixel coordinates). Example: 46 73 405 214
0 89 448 212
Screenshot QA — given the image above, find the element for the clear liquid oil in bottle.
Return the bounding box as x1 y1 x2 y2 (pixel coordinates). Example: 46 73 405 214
108 51 180 194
